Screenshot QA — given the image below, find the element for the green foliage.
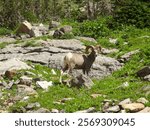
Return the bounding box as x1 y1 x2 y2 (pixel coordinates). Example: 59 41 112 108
59 33 75 39
0 28 12 35
113 0 150 28
79 18 110 38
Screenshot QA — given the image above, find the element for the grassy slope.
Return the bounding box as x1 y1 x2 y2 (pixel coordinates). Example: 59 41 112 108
1 26 150 112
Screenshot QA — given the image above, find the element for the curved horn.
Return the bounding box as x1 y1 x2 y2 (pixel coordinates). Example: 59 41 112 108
85 45 94 53
95 45 102 53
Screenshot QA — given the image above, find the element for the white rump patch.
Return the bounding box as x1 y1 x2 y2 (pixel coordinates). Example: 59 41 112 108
66 52 73 60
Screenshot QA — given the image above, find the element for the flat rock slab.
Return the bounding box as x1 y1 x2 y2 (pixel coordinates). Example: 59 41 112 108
0 58 31 75
47 39 84 51
0 39 122 79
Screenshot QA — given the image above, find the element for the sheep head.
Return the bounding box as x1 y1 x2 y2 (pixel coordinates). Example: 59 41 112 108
86 45 101 57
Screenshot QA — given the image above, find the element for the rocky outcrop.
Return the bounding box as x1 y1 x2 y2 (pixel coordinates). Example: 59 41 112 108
0 39 122 79
118 50 140 63
0 58 31 75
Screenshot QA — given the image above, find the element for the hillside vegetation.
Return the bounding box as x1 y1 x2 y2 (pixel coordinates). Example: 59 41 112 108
0 0 150 113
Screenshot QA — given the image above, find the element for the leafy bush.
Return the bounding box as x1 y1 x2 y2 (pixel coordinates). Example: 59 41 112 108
79 18 110 38
113 0 150 28
59 33 75 39
0 28 12 35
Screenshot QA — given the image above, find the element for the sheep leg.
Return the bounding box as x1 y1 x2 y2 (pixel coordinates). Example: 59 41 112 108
59 65 68 83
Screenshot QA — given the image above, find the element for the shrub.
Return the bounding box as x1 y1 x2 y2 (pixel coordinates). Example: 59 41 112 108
78 17 110 38
0 28 12 35
113 0 150 28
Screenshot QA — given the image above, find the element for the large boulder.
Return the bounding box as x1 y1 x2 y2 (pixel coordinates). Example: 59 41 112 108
66 74 94 89
16 21 32 36
0 58 31 75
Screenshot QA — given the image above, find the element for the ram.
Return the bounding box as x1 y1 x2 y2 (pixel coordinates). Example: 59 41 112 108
60 45 101 83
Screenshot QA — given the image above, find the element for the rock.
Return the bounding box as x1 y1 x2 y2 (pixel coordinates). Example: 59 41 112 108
60 98 74 103
53 101 65 105
20 76 32 86
26 102 41 110
102 102 110 112
51 109 59 113
143 74 150 81
121 103 145 112
74 107 96 113
22 96 30 101
51 69 57 75
4 69 17 79
140 85 150 96
109 38 118 44
16 21 32 36
36 81 53 90
120 110 126 113
118 50 140 63
60 25 72 34
141 85 150 92
30 27 42 37
47 39 84 51
76 36 97 43
53 29 64 38
17 85 37 96
106 105 120 113
49 21 60 29
91 94 103 98
68 74 94 89
119 98 132 106
6 80 14 89
137 66 150 78
137 97 148 104
101 48 119 55
117 82 129 89
49 30 55 36
0 58 31 75
137 107 150 113
30 108 50 113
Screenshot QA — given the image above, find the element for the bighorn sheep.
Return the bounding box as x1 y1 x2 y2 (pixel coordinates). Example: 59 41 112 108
59 45 101 83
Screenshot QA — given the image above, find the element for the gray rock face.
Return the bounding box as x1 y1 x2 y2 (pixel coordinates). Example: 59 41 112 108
118 50 140 63
0 39 122 79
0 58 31 75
